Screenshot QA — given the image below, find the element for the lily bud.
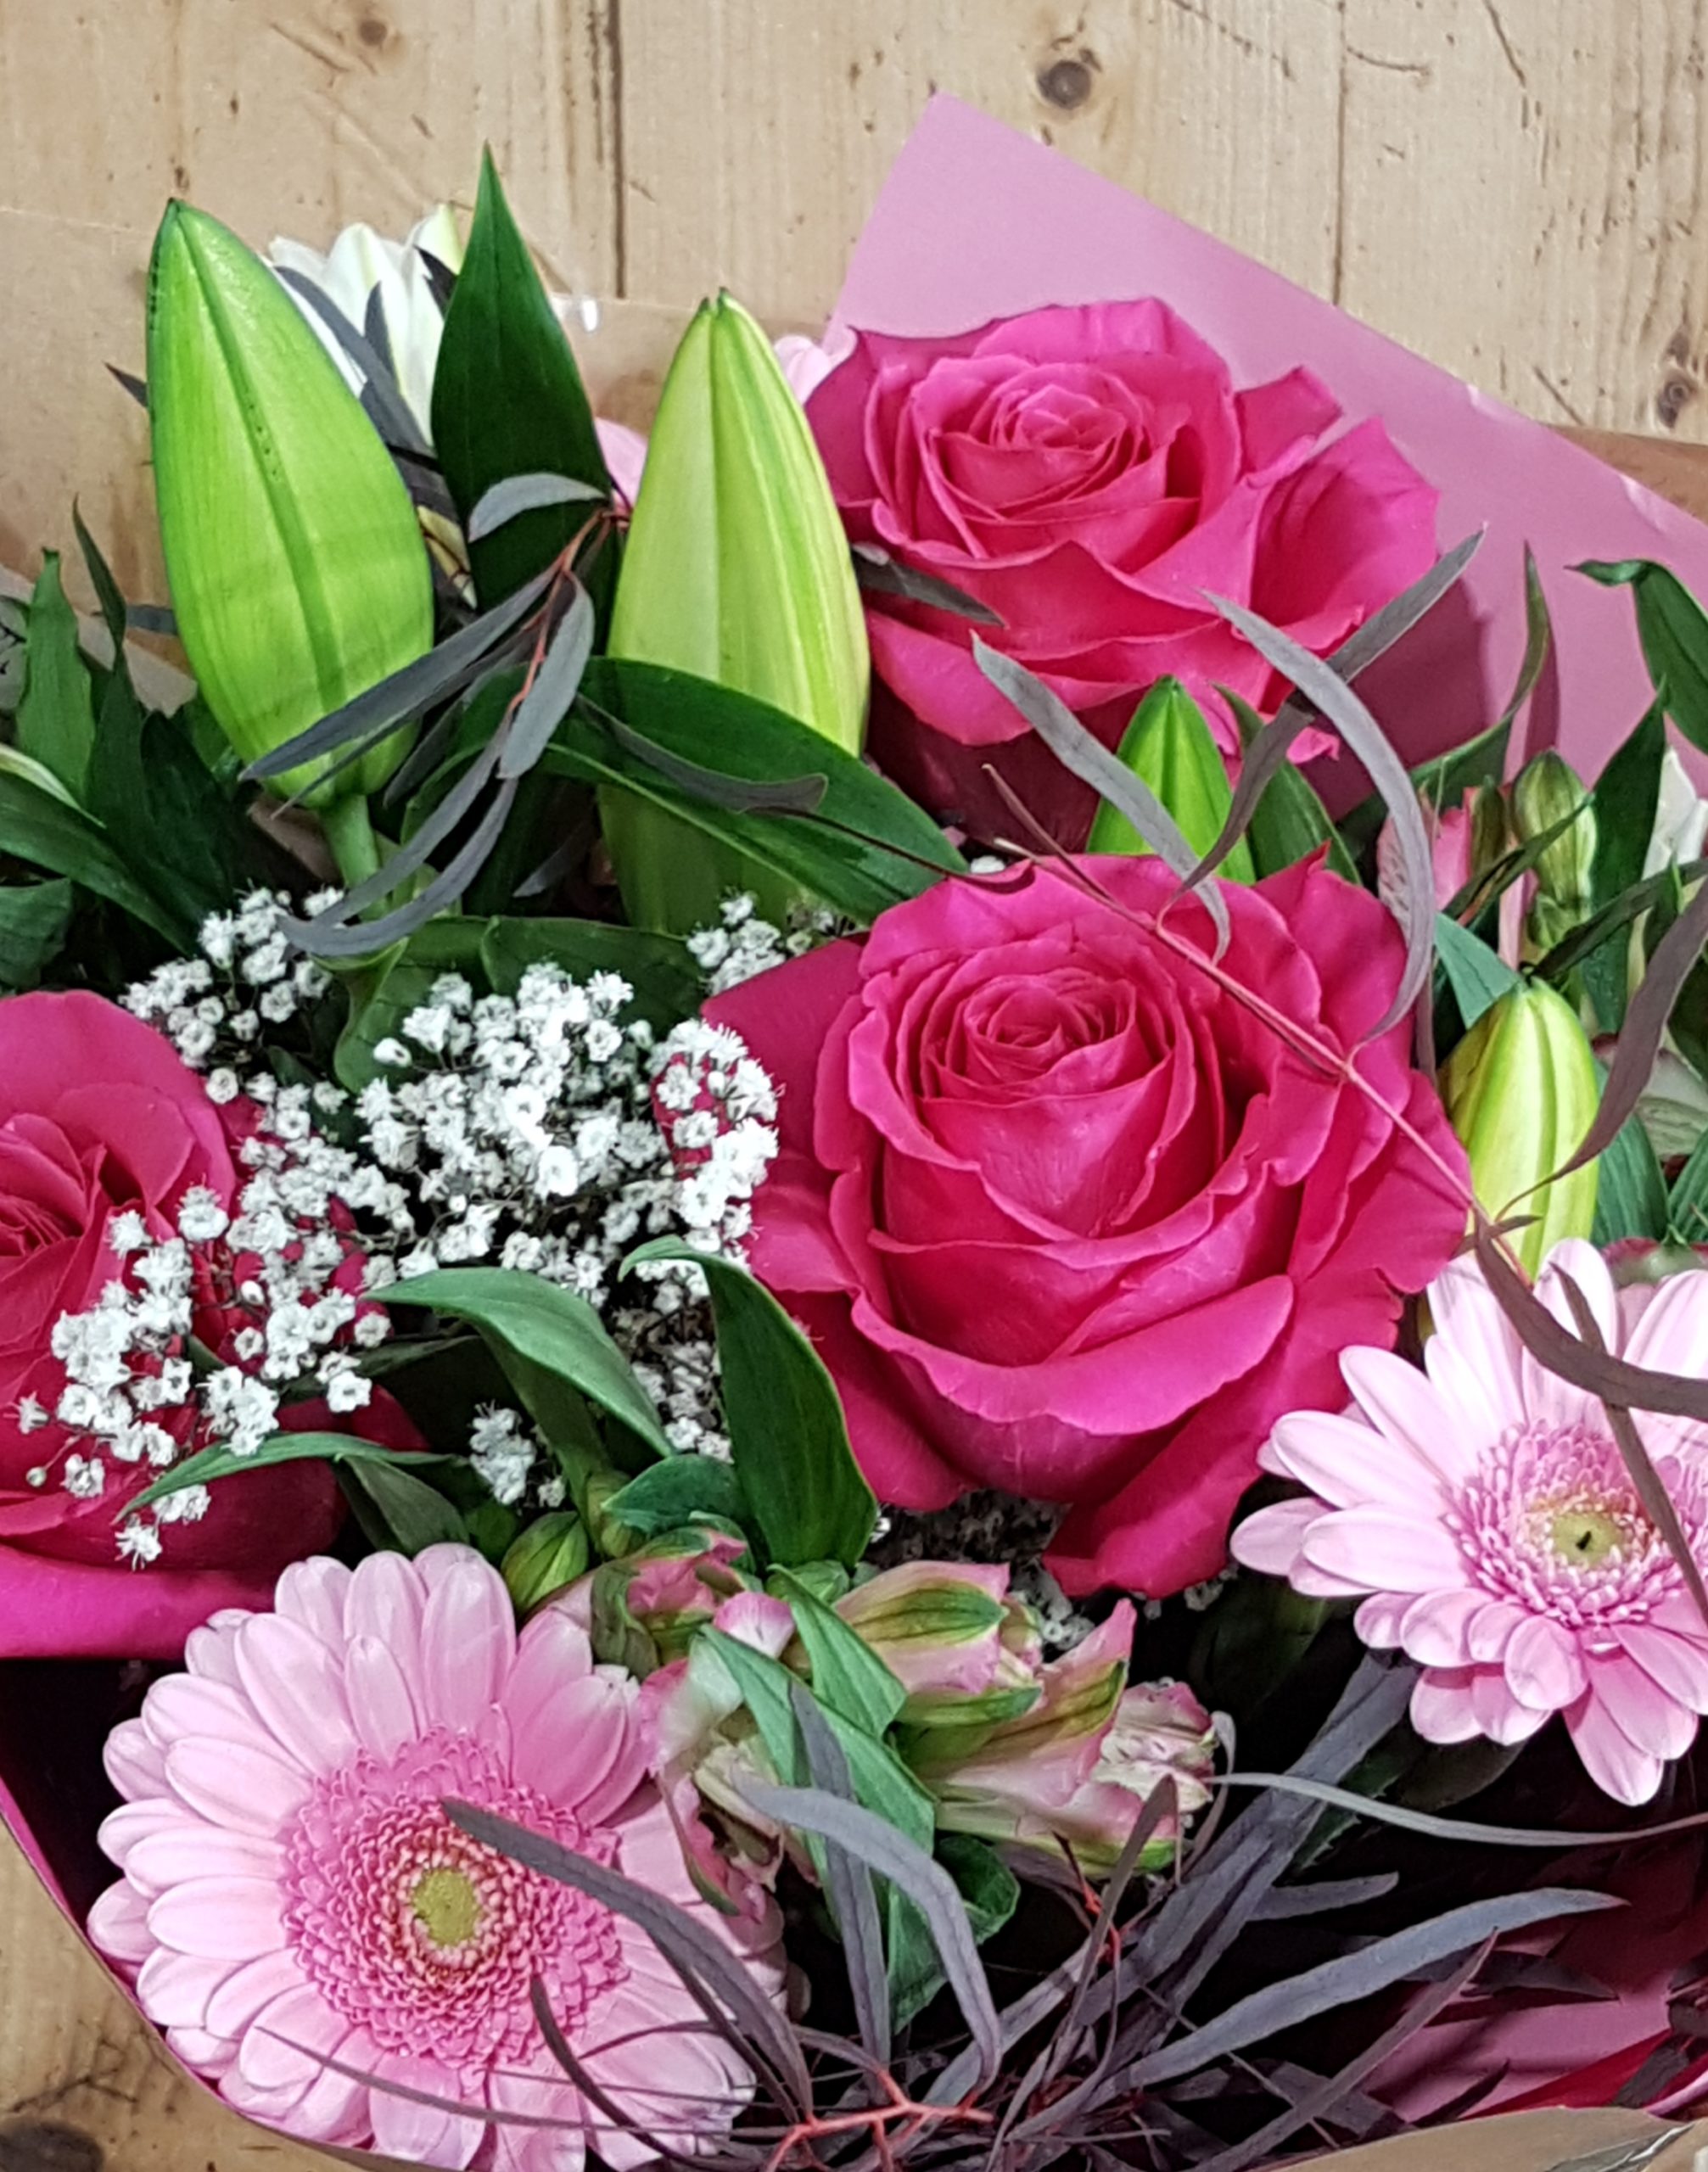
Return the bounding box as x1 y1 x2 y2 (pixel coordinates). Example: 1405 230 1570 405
1088 678 1253 881
500 1511 589 1617
148 202 434 805
1513 751 1595 949
602 291 870 931
1441 980 1600 1274
926 1605 1214 1875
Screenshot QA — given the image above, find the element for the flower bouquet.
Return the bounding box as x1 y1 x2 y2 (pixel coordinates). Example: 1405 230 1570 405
8 92 1708 2172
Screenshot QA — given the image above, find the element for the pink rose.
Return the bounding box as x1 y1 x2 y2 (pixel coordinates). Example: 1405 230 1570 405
708 859 1466 1597
0 994 383 1659
809 300 1439 844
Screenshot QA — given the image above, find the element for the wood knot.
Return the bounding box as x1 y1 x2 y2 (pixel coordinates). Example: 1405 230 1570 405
1657 372 1698 431
1036 53 1097 110
0 2121 104 2172
356 10 391 48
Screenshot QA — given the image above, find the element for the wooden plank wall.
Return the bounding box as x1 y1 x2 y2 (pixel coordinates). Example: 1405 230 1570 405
2 0 1708 2161
7 0 1708 594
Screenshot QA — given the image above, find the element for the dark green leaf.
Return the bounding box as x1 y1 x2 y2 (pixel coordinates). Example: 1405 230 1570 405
627 1240 876 1567
1434 910 1521 1030
1592 1109 1671 1246
0 881 74 989
132 1429 445 1513
603 1458 749 1540
384 1266 674 1463
1582 700 1666 1030
16 553 96 797
71 506 131 671
771 1569 908 1733
1580 558 1708 753
479 916 701 1029
345 1458 473 1553
431 152 612 607
1672 1127 1708 1243
549 658 964 925
935 1832 1021 1945
0 768 182 943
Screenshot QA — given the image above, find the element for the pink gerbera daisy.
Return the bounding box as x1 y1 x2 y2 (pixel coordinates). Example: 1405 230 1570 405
1232 1240 1708 1806
87 1543 781 2169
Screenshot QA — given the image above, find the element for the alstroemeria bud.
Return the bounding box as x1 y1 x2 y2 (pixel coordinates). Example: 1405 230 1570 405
1088 678 1254 882
148 202 434 805
1441 981 1600 1274
602 291 870 931
925 1605 1212 1874
1513 751 1595 949
585 1527 756 1675
834 1561 1039 1697
500 1510 589 1617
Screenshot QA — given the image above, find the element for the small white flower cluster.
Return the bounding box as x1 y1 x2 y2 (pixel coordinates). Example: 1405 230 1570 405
125 888 787 1478
467 1405 568 1512
24 1156 380 1566
686 892 837 997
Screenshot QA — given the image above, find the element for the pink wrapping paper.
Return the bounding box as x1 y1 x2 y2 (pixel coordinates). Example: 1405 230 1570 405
829 97 1708 787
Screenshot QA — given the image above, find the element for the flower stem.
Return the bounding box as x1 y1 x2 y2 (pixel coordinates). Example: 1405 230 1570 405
321 793 382 896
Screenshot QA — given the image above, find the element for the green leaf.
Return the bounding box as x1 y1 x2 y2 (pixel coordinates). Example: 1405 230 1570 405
1434 911 1521 1031
1592 1109 1671 1247
1581 700 1666 1031
384 1267 674 1464
551 658 964 926
479 916 702 1030
1671 1127 1708 1243
935 1833 1021 1945
132 1429 445 1513
333 918 490 1091
771 1570 908 1734
344 1458 471 1554
16 553 96 798
1223 690 1358 882
0 768 182 943
1089 679 1254 880
627 1240 877 1567
431 152 612 607
1579 558 1708 753
0 881 74 990
603 1458 749 1541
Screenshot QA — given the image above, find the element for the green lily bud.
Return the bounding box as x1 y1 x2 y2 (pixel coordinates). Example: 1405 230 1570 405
602 292 869 931
1512 751 1595 949
500 1511 590 1616
1441 980 1599 1274
147 202 434 805
1088 678 1253 881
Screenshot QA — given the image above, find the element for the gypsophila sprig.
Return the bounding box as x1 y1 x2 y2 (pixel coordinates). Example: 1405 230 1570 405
126 888 788 1463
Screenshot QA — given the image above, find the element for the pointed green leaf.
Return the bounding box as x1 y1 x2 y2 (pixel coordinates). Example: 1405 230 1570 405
16 554 96 798
1579 558 1708 753
0 768 184 943
1224 688 1358 881
1434 911 1521 1032
431 153 612 607
626 1239 877 1567
771 1569 908 1734
0 882 74 990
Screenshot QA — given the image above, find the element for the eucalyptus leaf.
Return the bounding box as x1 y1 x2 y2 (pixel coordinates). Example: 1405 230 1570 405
626 1240 876 1567
850 543 1004 626
468 472 607 541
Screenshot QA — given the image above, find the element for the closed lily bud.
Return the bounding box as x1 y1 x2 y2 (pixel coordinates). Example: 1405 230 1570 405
1512 751 1596 949
602 291 870 931
1088 678 1254 882
148 202 434 805
500 1511 589 1617
1441 981 1600 1274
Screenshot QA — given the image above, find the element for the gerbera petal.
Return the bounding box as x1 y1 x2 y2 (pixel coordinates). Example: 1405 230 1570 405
272 1555 352 1648
1565 1686 1666 1805
1398 1587 1488 1669
137 1947 236 2032
1335 1352 1460 1492
234 1614 359 1773
513 1671 641 1815
1408 1668 1485 1744
507 1608 596 1740
148 1876 285 1959
104 1716 167 1800
1229 1497 1321 1579
1587 1654 1700 1761
1467 1599 1530 1664
1425 1257 1526 1436
1616 1622 1708 1714
368 2058 488 2168
346 1633 418 1761
204 1948 307 2040
420 1552 516 1734
87 1878 154 1965
236 1984 346 2098
1263 1408 1426 1510
127 1826 283 1893
1501 1615 1587 1712
1299 1509 1465 1593
164 1737 311 1836
1354 1593 1414 1648
1468 1666 1552 1745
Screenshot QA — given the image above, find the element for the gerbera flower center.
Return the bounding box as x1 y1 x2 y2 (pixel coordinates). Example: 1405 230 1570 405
1450 1416 1708 1636
281 1727 627 2067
